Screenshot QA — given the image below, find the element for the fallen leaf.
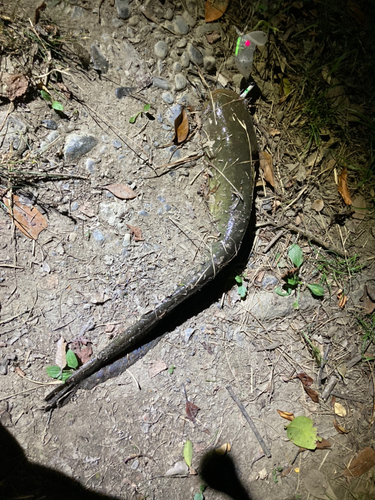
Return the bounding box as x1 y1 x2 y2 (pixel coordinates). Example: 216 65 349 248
269 128 281 137
304 386 319 403
126 224 144 241
337 168 352 205
334 402 346 417
79 201 96 217
333 418 349 434
205 0 229 22
337 289 348 309
15 366 26 377
70 339 93 365
3 194 48 240
215 443 231 455
259 150 275 187
277 409 295 421
105 183 136 200
174 107 189 144
186 400 200 422
312 199 324 212
344 447 375 478
297 372 314 387
183 440 193 467
316 438 332 449
3 73 29 101
337 362 347 379
55 336 67 370
360 285 375 314
206 31 221 44
165 460 189 476
148 360 167 378
351 194 366 220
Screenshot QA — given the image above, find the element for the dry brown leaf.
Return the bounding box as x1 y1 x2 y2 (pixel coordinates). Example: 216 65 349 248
3 193 48 240
337 289 348 309
205 0 229 22
337 168 352 205
186 400 200 422
55 336 67 370
360 285 375 314
15 366 26 377
297 372 314 387
72 343 92 365
3 73 29 101
269 128 281 137
215 443 231 455
316 438 332 449
206 31 221 44
312 199 324 212
344 447 375 477
304 386 319 403
334 402 346 417
105 183 136 200
277 409 295 421
352 194 366 220
126 223 144 241
148 360 167 378
259 150 275 187
174 107 189 144
333 418 349 434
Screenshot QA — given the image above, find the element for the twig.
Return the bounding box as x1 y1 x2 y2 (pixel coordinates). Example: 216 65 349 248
318 343 330 389
226 385 271 457
263 230 283 254
155 152 203 170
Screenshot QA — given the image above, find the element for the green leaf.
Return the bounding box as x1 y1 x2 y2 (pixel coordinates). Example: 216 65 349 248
293 299 299 309
288 244 304 268
235 275 242 284
143 103 151 112
199 485 206 493
275 286 291 297
183 440 193 467
286 276 299 286
40 90 51 101
194 494 204 500
168 365 176 374
237 285 247 298
61 370 74 381
66 349 78 369
286 416 319 450
46 365 62 379
52 101 64 111
129 115 137 124
307 284 325 297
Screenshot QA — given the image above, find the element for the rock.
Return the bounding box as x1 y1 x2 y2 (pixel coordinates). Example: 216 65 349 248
165 104 182 124
186 0 198 15
182 10 196 27
196 22 222 38
42 119 58 130
164 15 189 35
187 43 203 66
115 0 130 19
180 51 190 68
169 50 180 61
152 76 170 90
111 17 124 28
162 92 174 104
164 8 173 20
113 139 122 149
154 41 168 60
128 15 140 26
64 134 98 162
203 56 216 73
93 229 105 242
176 38 187 49
175 73 187 91
172 62 182 73
90 45 109 74
86 158 95 174
0 112 28 155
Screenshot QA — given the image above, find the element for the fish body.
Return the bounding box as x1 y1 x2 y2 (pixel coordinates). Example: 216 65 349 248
45 90 257 408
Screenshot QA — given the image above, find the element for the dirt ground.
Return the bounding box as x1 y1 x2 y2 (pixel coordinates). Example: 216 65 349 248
1 1 375 499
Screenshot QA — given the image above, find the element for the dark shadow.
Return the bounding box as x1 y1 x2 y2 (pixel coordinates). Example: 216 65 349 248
0 423 120 500
199 450 252 500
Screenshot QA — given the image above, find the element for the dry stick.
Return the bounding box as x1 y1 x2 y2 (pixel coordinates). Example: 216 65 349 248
263 229 283 254
226 385 271 458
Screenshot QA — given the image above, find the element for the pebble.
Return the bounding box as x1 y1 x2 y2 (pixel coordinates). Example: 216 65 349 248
90 45 109 74
176 38 187 49
262 275 279 289
182 10 196 27
165 104 182 124
175 73 187 91
113 139 122 149
128 15 140 26
64 134 98 162
196 22 222 37
115 86 136 99
93 229 105 242
138 210 149 216
123 233 131 247
154 41 168 60
203 56 216 73
111 17 124 28
71 202 79 212
86 158 95 174
187 43 203 66
165 7 173 20
180 51 190 68
172 62 182 73
104 255 114 266
164 16 189 35
162 92 174 104
42 119 57 130
115 0 130 19
152 76 170 90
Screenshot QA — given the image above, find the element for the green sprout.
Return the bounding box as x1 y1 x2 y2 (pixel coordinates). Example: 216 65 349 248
40 89 64 111
46 349 78 381
129 103 151 124
235 275 247 299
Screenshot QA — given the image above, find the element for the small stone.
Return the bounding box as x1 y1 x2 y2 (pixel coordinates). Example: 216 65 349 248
154 41 168 60
104 255 114 266
186 0 197 15
138 210 149 216
203 56 216 73
111 17 124 28
64 134 98 162
180 52 190 68
123 233 131 247
176 38 187 49
115 86 136 99
128 15 140 26
164 15 189 35
262 275 278 289
90 45 109 74
86 158 95 174
169 50 180 61
162 92 174 104
71 202 79 212
152 76 170 90
187 43 203 66
164 204 172 211
115 0 130 20
41 119 57 130
164 8 173 20
182 10 196 27
175 73 187 91
196 22 222 38
172 62 182 73
165 104 182 124
113 139 122 149
93 229 105 242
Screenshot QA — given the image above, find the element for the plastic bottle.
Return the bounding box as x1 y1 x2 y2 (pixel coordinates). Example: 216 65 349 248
235 31 268 79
